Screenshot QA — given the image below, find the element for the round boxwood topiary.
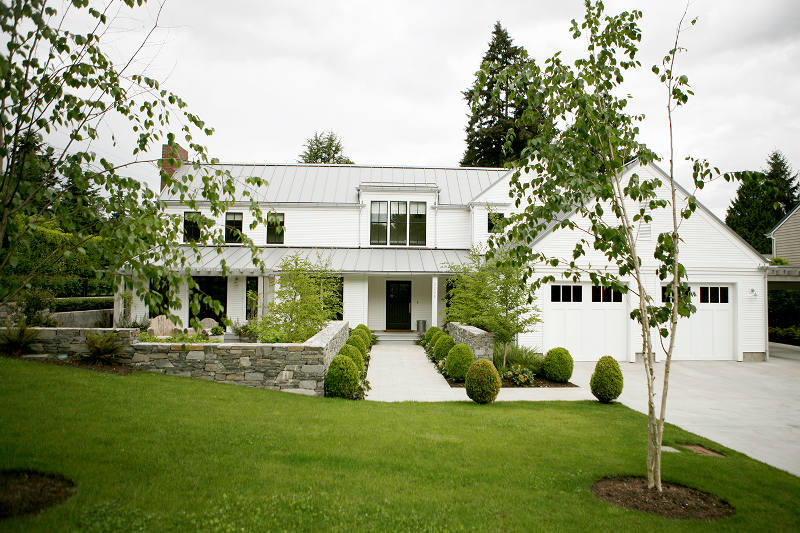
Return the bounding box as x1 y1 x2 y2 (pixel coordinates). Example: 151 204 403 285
543 347 574 383
423 326 441 346
324 355 360 399
355 323 370 332
590 355 623 403
339 344 364 374
445 343 474 381
346 335 368 358
433 334 455 363
426 330 443 354
465 359 502 404
351 328 371 348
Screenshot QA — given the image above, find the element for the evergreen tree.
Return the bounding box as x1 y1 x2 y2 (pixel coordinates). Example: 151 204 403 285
726 151 799 253
298 131 354 164
460 22 544 168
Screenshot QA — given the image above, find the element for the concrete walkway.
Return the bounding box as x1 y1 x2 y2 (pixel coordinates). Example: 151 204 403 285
366 342 800 477
770 341 800 361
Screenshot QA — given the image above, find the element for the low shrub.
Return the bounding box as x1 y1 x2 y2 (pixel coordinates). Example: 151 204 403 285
20 288 57 326
339 344 364 374
351 328 371 347
769 326 800 346
324 355 360 399
53 297 114 312
354 324 377 347
590 356 624 403
256 328 282 343
139 332 212 344
445 344 474 381
433 334 455 363
494 342 544 374
0 320 40 357
423 326 441 346
426 330 444 356
465 359 502 404
542 347 574 383
346 335 368 358
210 325 225 336
82 332 126 364
503 364 536 386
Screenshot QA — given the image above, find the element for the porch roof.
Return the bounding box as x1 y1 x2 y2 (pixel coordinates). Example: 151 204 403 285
165 246 470 275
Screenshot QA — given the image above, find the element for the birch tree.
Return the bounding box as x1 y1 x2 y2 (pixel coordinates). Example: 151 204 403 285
484 0 733 490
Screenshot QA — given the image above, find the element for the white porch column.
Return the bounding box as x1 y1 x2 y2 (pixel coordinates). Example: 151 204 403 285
258 276 270 317
431 275 439 328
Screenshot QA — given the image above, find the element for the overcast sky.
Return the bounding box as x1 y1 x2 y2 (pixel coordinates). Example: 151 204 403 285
71 0 800 218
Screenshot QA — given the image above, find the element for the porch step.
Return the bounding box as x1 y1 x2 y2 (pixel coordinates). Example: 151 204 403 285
375 331 421 344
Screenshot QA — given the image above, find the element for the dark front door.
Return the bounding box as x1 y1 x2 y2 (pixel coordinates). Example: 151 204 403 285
386 280 412 330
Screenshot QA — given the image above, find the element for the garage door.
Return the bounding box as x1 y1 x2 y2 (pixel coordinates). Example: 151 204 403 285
542 284 628 361
668 285 734 360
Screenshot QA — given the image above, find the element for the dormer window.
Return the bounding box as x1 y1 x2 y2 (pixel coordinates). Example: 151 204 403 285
225 212 243 243
390 201 407 245
370 201 388 245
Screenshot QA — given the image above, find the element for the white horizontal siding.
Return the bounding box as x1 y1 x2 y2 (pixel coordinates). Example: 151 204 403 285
774 212 800 265
226 276 246 329
436 209 471 249
343 274 368 327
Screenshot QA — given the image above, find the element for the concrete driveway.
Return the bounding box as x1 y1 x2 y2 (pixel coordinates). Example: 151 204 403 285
367 341 800 477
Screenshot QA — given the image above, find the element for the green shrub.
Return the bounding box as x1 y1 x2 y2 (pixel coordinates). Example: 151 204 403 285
543 347 574 383
351 328 371 347
433 334 455 363
423 326 441 346
445 344 474 381
494 342 543 374
347 334 368 355
82 331 126 364
590 356 624 403
769 325 800 346
338 344 364 374
465 358 502 404
324 355 360 399
0 320 40 357
355 324 370 333
256 328 282 343
20 288 57 326
210 325 225 336
502 364 536 386
53 296 114 312
426 330 443 355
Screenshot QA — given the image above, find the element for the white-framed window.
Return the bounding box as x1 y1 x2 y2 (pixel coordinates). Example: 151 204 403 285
550 284 583 302
699 286 729 304
592 286 623 303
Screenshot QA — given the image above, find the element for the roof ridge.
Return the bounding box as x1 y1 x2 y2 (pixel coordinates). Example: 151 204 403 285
185 162 508 171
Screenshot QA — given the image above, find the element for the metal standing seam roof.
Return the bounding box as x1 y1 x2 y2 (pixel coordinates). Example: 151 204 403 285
161 163 510 205
162 246 471 275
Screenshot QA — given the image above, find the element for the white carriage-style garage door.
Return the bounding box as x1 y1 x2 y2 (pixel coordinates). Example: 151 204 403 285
542 284 628 361
668 285 735 360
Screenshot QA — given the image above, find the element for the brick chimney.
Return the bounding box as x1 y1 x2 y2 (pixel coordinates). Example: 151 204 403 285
160 143 189 191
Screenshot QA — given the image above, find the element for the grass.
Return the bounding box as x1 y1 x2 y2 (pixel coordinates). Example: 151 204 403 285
1 358 799 532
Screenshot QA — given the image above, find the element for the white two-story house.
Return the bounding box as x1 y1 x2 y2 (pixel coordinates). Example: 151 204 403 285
120 150 769 362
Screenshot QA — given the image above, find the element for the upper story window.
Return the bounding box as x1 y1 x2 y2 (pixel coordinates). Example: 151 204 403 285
488 212 505 233
551 284 582 302
225 212 243 243
370 201 388 245
267 213 284 244
390 201 408 245
592 286 623 303
183 211 201 242
409 201 426 246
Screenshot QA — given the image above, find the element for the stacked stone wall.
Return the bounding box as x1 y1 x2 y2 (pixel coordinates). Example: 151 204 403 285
446 322 494 361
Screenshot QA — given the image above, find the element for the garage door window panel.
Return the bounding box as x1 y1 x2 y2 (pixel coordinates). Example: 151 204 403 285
592 286 622 303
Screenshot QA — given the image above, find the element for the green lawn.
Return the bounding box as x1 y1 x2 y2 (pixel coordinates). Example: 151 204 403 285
1 358 798 532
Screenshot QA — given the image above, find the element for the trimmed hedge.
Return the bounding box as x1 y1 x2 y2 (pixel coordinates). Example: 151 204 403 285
590 356 623 403
346 335 368 358
433 334 455 363
465 359 501 404
53 297 113 312
423 326 441 346
426 330 444 354
324 355 360 399
445 343 474 381
339 344 364 374
543 347 574 383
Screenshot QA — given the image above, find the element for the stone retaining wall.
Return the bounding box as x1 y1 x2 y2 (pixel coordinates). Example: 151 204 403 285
446 322 494 361
127 321 349 396
2 321 349 396
51 309 113 328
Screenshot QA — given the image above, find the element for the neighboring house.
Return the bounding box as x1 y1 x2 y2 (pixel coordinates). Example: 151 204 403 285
118 149 768 361
768 202 800 265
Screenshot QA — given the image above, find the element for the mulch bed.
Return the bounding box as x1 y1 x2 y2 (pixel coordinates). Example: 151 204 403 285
680 443 725 457
0 469 76 519
13 355 135 375
445 377 577 388
592 476 735 520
